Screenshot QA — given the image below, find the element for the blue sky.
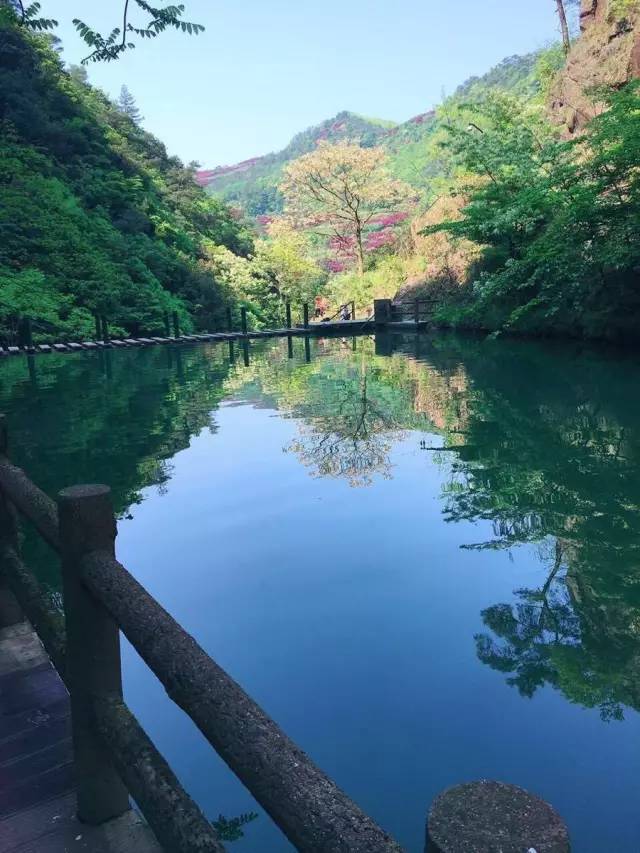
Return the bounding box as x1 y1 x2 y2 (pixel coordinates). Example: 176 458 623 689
51 0 562 167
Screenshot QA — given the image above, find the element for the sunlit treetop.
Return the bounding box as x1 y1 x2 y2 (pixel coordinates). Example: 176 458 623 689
2 1 204 63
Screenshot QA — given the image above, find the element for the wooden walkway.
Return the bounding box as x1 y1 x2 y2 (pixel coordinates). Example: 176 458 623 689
0 318 389 359
0 619 160 853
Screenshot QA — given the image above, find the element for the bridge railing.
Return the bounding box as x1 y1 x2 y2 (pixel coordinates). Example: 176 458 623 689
391 299 438 323
0 415 401 852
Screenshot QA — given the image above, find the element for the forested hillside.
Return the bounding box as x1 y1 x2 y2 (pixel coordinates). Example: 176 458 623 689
196 111 397 217
2 0 638 345
196 1 640 344
198 52 544 215
0 18 252 342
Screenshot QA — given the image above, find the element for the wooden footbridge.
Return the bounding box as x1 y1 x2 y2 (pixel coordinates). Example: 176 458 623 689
0 299 435 358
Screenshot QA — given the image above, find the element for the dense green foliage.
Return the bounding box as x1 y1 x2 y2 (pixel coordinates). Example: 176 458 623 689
0 20 252 341
429 83 640 340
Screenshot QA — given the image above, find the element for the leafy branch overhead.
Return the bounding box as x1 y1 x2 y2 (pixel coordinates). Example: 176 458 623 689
74 2 204 64
4 1 204 63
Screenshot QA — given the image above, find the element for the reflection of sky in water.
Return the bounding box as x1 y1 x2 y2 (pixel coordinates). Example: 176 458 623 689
1 335 639 852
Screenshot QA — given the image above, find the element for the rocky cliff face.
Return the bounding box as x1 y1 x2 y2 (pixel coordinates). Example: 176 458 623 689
551 0 640 133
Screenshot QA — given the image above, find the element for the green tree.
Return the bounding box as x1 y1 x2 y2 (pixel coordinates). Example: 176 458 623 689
427 83 640 341
117 83 143 123
67 62 88 84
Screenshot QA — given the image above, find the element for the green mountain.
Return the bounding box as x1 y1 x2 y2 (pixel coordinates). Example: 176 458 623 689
198 52 544 217
195 111 397 217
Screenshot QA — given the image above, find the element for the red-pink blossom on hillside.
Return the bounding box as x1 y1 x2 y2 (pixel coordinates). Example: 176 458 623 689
368 212 408 228
365 230 397 250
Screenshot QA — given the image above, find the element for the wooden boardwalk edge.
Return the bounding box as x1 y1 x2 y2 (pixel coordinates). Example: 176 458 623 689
0 619 161 852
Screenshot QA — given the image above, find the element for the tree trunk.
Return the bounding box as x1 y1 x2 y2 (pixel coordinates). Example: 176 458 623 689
355 224 365 277
556 0 571 53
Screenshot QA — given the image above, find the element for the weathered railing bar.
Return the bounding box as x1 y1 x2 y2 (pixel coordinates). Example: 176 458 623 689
0 417 60 553
94 696 225 853
0 458 60 552
80 547 402 852
59 485 130 824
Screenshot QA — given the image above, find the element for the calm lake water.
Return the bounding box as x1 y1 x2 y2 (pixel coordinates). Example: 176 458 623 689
1 333 639 852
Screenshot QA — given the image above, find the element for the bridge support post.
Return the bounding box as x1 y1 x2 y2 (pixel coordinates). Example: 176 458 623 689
241 307 248 336
101 316 109 346
286 302 292 329
303 304 309 328
22 317 34 352
351 300 356 321
172 311 180 339
374 299 393 326
226 306 233 332
163 311 171 338
58 485 129 825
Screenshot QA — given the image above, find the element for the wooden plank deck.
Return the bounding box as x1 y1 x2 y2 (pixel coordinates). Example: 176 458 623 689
0 619 161 852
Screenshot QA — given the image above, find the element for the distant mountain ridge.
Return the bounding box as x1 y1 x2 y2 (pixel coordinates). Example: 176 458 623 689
197 52 542 217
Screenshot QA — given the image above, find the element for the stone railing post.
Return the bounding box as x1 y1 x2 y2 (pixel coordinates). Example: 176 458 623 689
426 781 570 852
58 484 129 824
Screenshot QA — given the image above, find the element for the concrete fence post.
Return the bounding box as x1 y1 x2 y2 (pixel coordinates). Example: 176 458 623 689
425 781 570 852
58 484 129 824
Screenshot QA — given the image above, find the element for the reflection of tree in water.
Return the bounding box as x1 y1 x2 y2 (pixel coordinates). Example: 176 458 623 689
286 371 404 487
424 336 640 721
